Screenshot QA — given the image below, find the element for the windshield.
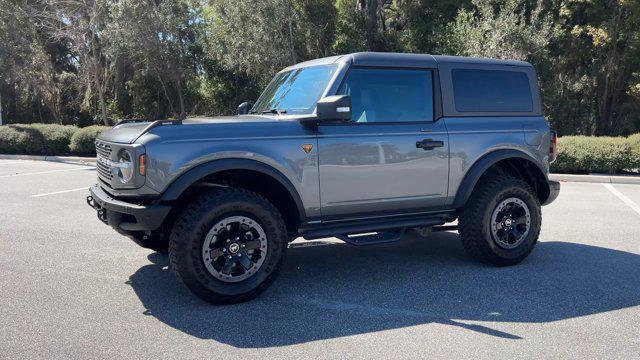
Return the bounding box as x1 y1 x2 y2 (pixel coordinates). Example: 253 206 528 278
250 64 338 115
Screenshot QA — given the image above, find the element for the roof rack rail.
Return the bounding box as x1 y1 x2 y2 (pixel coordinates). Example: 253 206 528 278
114 118 150 127
129 119 183 144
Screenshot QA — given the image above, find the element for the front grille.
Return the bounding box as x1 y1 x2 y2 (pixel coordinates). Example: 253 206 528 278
95 140 114 185
96 160 113 181
95 141 112 158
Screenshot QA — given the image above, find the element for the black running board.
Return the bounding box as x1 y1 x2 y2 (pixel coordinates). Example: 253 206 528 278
334 228 406 245
302 213 452 245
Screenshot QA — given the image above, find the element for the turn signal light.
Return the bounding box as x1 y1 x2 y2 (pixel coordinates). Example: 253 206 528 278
139 154 146 176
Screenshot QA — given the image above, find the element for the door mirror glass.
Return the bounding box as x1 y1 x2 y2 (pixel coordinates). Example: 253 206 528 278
237 101 253 115
315 95 351 122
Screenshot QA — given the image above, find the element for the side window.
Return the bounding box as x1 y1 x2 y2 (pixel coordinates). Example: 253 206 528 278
451 69 532 112
338 68 434 123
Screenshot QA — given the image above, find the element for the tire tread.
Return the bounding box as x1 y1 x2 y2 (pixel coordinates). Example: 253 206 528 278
459 176 541 266
169 187 287 304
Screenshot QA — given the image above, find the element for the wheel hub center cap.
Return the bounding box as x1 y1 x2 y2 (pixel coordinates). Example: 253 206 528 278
504 218 513 227
228 242 240 254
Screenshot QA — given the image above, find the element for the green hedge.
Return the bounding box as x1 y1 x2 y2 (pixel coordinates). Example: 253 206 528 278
551 135 640 174
69 125 112 155
0 124 78 155
0 123 109 156
628 133 640 161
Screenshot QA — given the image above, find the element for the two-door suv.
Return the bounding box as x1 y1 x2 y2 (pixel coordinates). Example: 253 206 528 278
87 52 560 303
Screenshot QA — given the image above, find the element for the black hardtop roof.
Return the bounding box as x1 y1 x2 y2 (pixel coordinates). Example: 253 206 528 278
284 52 533 71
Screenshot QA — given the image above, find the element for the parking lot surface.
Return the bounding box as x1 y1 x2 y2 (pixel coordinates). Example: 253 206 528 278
1 159 639 359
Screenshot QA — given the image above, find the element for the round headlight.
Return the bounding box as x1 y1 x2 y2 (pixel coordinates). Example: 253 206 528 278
115 149 134 184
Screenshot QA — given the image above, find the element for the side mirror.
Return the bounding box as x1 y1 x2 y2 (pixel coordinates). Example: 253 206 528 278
316 95 351 122
237 101 253 115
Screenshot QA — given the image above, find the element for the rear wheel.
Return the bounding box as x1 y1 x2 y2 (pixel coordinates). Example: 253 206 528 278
169 188 287 304
459 176 541 266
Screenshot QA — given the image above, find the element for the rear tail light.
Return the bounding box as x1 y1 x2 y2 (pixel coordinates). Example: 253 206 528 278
550 130 558 162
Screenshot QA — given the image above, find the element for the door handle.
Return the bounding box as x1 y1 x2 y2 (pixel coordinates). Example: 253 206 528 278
416 139 444 150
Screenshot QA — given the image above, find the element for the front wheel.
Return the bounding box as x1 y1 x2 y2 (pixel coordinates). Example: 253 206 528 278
169 188 287 304
458 176 541 266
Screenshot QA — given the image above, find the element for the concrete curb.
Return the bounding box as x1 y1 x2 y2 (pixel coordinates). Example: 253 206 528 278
0 154 96 166
549 173 640 185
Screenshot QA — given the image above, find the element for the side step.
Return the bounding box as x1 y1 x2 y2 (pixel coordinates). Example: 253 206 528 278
334 228 406 246
302 213 452 246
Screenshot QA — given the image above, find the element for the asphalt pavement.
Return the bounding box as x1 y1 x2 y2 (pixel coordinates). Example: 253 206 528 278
1 159 639 359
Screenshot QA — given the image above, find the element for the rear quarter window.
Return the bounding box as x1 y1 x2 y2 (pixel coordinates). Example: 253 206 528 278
452 69 532 112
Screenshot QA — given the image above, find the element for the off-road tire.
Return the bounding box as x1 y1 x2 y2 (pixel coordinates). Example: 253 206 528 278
169 188 287 304
459 176 541 266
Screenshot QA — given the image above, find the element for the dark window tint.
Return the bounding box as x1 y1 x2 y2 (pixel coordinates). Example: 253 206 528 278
452 69 532 112
338 68 433 122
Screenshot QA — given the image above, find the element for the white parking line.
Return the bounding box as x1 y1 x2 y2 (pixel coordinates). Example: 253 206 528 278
603 183 640 216
31 187 88 198
0 167 94 178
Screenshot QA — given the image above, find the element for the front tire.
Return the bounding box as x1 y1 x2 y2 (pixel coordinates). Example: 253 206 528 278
169 188 287 304
459 176 541 266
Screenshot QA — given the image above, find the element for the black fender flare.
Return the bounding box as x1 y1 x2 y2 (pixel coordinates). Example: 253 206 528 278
160 158 306 222
452 149 549 208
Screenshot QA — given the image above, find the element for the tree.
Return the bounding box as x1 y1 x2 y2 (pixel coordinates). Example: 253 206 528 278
333 0 369 52
50 0 112 125
203 0 335 84
397 0 472 53
108 0 200 119
333 0 404 53
557 0 640 135
0 0 639 136
444 0 556 61
0 0 65 123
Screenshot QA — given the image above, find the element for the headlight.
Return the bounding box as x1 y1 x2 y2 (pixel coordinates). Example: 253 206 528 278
114 149 134 184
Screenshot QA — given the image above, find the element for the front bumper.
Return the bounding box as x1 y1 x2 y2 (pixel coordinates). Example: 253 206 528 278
542 180 560 206
87 184 171 233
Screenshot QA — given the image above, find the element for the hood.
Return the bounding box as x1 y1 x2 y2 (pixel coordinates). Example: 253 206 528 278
97 115 297 144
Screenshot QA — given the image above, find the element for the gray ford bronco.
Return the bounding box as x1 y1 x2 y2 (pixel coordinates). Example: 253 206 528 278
87 52 560 304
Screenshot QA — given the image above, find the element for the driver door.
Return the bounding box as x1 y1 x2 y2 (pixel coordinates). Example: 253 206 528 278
317 67 449 220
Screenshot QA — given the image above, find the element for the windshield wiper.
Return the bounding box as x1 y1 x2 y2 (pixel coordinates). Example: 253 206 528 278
261 108 287 115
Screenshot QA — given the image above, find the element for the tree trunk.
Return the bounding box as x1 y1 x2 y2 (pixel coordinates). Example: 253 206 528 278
156 73 175 117
92 40 109 126
97 82 109 126
177 83 186 120
595 5 624 136
366 0 378 51
37 98 43 123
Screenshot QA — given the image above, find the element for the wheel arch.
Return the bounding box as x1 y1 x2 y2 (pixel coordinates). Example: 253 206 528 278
453 149 550 208
160 159 306 232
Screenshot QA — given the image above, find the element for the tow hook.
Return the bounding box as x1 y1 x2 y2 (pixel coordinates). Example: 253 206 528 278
97 208 107 222
87 195 108 224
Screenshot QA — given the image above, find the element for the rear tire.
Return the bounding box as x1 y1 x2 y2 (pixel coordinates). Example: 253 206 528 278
169 188 287 304
459 176 541 266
